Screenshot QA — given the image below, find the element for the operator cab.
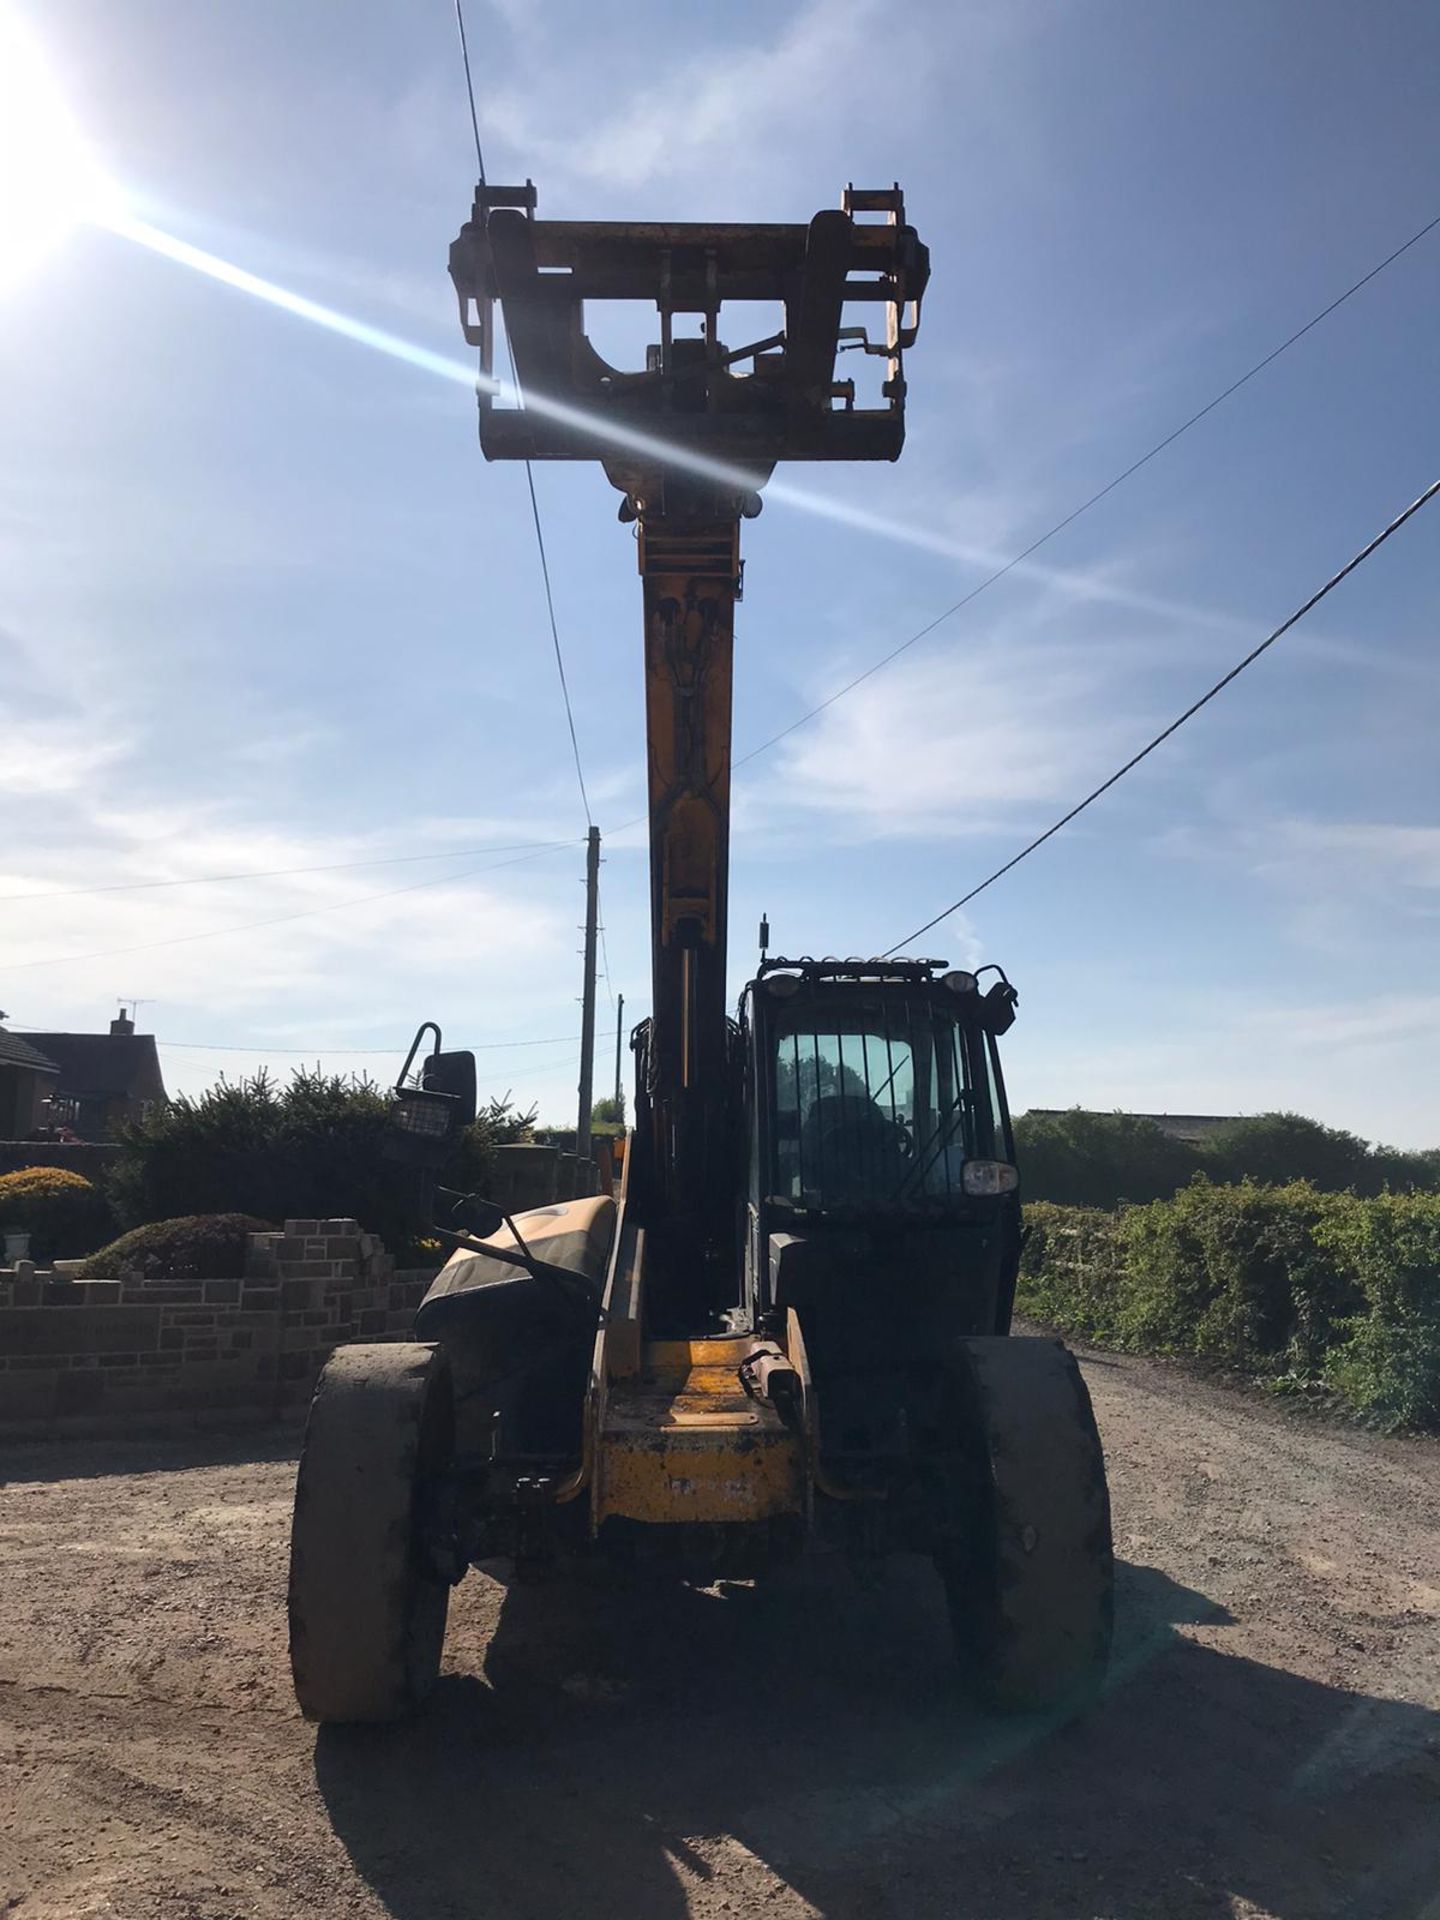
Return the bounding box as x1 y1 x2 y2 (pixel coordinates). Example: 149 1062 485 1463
740 957 1023 1370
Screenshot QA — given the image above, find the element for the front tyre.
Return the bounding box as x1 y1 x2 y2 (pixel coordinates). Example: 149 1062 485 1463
941 1336 1113 1713
288 1342 454 1724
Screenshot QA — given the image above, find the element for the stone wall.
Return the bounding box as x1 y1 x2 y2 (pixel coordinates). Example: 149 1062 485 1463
490 1141 602 1210
0 1220 438 1430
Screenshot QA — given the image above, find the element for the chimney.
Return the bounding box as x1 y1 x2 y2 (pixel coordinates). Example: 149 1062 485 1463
111 1008 135 1037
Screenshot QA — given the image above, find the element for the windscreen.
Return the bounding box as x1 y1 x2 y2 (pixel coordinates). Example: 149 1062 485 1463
768 992 1000 1209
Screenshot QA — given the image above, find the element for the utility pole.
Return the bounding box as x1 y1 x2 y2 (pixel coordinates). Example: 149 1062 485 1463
576 825 600 1159
613 992 625 1113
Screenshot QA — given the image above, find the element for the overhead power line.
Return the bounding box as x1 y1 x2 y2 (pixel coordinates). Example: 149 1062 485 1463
524 461 593 828
729 208 1440 774
8 1025 580 1054
594 206 1440 843
0 841 565 973
164 1046 584 1087
453 0 484 168
884 475 1440 955
596 878 616 1009
453 0 594 833
0 837 578 905
145 1032 580 1054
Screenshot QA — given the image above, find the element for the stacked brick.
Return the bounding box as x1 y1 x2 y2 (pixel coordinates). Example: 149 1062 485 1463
0 1221 438 1428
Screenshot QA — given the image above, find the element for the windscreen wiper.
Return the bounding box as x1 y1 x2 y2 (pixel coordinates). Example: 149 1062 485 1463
890 1094 973 1202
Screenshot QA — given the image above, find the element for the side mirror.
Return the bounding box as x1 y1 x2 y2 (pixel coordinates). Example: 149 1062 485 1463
424 1050 477 1127
981 981 1018 1035
383 1023 478 1165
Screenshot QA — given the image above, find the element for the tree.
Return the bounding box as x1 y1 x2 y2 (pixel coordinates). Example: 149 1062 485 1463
1012 1106 1440 1209
106 1068 535 1258
592 1093 626 1127
1012 1109 1200 1209
774 1052 870 1114
1197 1112 1374 1194
1365 1143 1440 1196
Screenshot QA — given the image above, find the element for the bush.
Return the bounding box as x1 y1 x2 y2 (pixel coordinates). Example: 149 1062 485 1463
105 1068 534 1261
0 1166 113 1262
1113 1181 1356 1371
1016 1181 1439 1430
1018 1203 1126 1343
78 1213 274 1281
1317 1193 1440 1430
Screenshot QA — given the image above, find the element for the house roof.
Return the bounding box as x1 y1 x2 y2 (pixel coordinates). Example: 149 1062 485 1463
0 1028 61 1075
23 1032 166 1102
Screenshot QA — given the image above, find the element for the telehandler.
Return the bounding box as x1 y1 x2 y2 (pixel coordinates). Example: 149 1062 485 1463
288 181 1112 1723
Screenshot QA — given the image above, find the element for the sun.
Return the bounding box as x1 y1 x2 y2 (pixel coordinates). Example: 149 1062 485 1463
0 6 122 292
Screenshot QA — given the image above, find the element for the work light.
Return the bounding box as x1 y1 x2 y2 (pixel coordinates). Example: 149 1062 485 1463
961 1159 1019 1197
384 1087 462 1164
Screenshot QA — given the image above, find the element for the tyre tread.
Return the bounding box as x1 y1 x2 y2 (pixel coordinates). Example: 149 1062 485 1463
288 1342 452 1724
947 1335 1113 1712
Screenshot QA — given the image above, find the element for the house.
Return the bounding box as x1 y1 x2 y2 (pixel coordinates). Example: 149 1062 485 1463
0 1023 61 1138
21 1009 168 1140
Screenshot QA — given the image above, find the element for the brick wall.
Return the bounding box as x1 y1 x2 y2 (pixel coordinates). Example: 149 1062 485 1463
0 1220 438 1430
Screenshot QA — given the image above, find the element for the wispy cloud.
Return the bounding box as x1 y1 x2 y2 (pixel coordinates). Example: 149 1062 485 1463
486 0 885 193
0 704 131 796
1245 991 1440 1051
0 755 586 1085
226 724 339 768
1012 988 1440 1149
480 0 1043 204
1257 821 1440 894
767 628 1148 841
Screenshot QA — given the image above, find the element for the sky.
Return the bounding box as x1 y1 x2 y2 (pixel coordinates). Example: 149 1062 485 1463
0 0 1437 1146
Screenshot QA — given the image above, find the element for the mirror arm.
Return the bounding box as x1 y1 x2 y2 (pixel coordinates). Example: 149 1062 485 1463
430 1221 507 1256
433 1185 535 1257
417 1166 437 1230
499 1210 538 1266
396 1021 443 1092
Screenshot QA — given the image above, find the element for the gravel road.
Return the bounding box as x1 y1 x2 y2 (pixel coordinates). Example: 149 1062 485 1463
1 1346 1437 1920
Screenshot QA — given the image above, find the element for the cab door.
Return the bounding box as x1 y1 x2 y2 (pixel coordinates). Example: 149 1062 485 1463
739 994 768 1326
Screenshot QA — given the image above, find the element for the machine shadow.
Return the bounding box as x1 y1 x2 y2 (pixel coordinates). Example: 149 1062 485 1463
315 1555 1440 1920
0 1420 299 1486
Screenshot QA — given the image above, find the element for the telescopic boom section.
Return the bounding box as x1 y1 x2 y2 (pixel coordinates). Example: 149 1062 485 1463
449 181 928 1311
637 513 738 1108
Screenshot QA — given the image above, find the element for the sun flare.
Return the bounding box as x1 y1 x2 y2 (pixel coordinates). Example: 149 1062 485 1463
0 7 122 291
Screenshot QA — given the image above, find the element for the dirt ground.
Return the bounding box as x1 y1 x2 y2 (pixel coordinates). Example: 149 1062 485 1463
1 1347 1437 1920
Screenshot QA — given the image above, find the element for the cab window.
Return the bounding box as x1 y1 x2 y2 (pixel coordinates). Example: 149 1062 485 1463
769 995 996 1208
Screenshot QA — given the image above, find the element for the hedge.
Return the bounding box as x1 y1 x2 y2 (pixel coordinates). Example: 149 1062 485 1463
1017 1181 1440 1432
0 1166 113 1262
104 1068 533 1262
1316 1195 1440 1431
